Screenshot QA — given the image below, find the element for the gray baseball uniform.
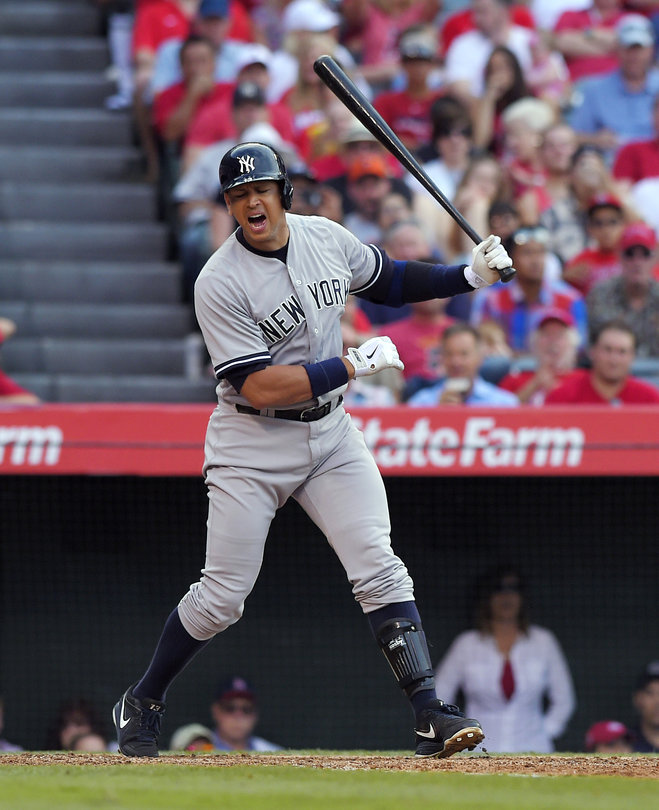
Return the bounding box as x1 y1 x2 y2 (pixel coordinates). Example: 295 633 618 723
177 214 414 640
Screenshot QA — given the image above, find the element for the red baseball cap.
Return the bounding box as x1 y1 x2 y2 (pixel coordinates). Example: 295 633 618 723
347 154 389 182
620 222 657 252
585 720 631 751
532 307 575 330
587 193 622 216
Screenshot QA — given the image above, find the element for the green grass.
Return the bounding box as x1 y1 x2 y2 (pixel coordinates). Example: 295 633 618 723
0 761 657 810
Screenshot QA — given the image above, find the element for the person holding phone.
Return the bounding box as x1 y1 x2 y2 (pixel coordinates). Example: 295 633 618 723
408 322 519 406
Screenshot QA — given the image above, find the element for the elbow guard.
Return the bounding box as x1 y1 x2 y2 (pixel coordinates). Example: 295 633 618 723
376 618 435 698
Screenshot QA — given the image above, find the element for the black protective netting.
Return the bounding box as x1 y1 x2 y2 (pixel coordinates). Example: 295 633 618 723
1 474 657 752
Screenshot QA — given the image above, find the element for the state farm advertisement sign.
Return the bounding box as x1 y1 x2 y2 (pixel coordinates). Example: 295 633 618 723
0 405 658 476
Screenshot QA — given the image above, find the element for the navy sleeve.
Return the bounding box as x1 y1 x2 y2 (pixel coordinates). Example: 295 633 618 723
224 361 270 393
354 248 472 306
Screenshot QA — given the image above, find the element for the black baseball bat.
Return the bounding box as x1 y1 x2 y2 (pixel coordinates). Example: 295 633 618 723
313 54 516 283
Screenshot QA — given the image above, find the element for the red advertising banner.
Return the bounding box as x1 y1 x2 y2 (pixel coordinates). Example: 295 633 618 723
0 404 658 476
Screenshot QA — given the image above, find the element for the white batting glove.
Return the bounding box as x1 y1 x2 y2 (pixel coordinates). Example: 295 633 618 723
345 335 404 377
464 234 513 288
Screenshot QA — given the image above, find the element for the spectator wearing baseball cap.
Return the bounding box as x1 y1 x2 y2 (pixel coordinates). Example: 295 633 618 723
169 723 214 751
584 720 633 753
372 26 444 154
586 221 659 358
568 13 659 161
552 2 626 84
562 194 626 296
631 661 659 752
498 307 582 405
342 154 395 244
210 676 282 752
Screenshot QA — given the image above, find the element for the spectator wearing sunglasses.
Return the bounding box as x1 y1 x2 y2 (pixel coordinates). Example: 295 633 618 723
562 193 627 296
210 676 282 751
586 222 659 357
470 225 587 355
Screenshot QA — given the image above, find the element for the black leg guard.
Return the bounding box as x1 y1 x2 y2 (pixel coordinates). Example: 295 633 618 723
375 618 435 699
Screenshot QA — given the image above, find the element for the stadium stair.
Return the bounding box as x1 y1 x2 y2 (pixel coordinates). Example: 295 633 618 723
0 0 216 403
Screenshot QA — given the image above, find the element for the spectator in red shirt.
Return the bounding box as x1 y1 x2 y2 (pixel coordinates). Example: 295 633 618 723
499 308 581 404
562 193 627 295
552 0 626 82
182 79 295 169
439 2 535 57
385 294 456 385
545 318 659 403
132 0 196 98
152 35 230 146
373 25 444 155
351 0 440 92
0 317 40 405
613 92 659 184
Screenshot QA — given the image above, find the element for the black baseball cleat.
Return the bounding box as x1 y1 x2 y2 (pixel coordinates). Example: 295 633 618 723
414 699 484 758
113 685 165 757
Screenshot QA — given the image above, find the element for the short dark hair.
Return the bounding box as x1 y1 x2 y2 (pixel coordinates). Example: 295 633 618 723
591 318 637 349
430 95 472 141
442 321 481 345
179 34 215 62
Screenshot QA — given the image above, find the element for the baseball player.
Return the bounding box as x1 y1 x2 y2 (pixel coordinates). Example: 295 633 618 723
113 142 513 759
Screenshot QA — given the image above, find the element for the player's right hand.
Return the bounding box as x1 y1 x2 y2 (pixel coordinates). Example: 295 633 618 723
470 234 513 286
345 336 404 378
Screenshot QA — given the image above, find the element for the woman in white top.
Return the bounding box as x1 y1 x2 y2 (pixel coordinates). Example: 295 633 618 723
434 566 576 753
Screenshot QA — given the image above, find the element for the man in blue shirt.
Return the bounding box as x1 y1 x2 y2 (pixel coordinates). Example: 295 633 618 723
569 14 659 162
408 322 519 407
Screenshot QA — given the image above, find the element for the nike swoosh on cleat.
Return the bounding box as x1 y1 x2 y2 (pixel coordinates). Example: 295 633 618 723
119 696 131 729
415 727 437 739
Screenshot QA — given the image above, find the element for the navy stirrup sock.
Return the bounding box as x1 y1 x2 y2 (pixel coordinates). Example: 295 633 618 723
133 609 209 702
368 601 437 715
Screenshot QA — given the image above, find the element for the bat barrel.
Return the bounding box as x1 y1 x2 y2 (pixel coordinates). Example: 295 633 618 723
313 55 516 284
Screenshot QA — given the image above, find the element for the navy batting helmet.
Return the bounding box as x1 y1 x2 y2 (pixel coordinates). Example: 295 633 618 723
219 142 294 209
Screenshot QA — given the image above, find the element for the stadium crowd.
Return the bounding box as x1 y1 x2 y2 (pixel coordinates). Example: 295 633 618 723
94 0 659 406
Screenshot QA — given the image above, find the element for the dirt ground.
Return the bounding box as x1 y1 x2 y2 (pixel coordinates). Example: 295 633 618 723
0 752 657 778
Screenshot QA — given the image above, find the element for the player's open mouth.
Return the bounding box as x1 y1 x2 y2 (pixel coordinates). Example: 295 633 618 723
247 213 267 231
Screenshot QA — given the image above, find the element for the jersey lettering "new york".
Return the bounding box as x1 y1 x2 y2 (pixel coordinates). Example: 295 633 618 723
258 277 351 345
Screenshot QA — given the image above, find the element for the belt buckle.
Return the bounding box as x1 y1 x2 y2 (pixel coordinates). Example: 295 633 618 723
300 401 330 422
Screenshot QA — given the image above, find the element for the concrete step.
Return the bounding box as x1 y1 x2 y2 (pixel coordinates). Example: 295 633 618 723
0 222 168 260
0 72 114 107
0 37 109 72
0 260 181 304
11 372 217 403
0 146 142 181
2 301 193 339
0 109 132 147
0 2 100 37
2 337 196 376
0 182 157 223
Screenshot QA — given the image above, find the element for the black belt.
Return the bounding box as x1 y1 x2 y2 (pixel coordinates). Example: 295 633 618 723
236 395 343 423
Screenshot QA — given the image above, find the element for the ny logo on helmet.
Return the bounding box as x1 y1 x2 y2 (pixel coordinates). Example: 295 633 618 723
238 155 256 174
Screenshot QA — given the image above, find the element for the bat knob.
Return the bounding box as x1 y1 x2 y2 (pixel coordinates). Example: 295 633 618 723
498 265 516 283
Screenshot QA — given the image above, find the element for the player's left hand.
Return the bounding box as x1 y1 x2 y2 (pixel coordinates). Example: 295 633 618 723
470 234 513 286
345 336 404 377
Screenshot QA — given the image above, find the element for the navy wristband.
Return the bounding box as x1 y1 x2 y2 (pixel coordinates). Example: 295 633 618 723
303 357 349 398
